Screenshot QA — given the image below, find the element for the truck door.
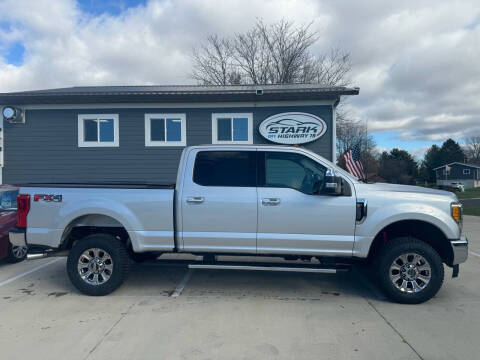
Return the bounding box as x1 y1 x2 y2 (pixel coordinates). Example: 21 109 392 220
256 150 356 257
180 149 257 253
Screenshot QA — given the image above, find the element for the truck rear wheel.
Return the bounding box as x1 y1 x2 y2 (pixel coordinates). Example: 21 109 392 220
375 237 444 304
67 234 130 296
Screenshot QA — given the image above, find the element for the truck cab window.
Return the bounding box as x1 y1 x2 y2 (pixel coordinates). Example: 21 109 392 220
193 151 256 187
264 152 326 194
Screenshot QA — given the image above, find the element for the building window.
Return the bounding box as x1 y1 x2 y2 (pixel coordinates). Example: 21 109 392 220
463 169 471 175
78 114 119 147
145 114 186 146
212 113 253 144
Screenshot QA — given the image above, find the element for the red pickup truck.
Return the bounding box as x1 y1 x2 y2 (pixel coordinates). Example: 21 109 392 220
0 186 26 263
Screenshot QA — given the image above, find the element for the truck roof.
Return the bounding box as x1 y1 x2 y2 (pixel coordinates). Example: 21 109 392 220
188 144 301 150
14 183 175 189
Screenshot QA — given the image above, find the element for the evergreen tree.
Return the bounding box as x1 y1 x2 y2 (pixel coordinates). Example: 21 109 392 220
439 138 466 164
378 148 418 184
421 144 442 183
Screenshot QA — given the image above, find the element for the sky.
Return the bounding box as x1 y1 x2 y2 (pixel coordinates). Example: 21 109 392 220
0 0 479 159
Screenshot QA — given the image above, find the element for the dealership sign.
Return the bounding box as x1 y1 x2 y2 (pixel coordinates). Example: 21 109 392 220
259 112 327 145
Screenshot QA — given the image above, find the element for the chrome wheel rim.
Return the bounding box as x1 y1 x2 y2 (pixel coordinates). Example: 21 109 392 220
12 245 27 259
77 248 113 286
389 253 431 293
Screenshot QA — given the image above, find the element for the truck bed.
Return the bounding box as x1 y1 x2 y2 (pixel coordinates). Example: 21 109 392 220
19 184 176 252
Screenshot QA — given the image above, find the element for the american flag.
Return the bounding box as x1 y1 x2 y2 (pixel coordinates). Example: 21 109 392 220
343 144 365 179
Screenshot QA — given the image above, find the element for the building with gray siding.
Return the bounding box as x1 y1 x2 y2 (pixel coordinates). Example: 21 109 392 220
0 84 359 184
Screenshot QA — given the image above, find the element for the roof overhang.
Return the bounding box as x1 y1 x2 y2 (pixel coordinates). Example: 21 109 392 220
0 84 359 105
433 162 480 170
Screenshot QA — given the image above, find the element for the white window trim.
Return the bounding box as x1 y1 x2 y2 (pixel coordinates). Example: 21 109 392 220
463 169 471 175
78 114 119 147
144 113 186 147
211 113 253 144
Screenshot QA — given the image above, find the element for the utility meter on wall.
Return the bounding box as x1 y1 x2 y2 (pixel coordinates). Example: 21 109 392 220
2 106 24 123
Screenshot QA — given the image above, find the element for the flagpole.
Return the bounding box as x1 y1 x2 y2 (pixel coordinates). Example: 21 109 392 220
365 116 368 180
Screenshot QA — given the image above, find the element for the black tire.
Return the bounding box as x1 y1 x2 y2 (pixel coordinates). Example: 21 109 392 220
375 237 444 304
5 242 27 263
67 234 130 296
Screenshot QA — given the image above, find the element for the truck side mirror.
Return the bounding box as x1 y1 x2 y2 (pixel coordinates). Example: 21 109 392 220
322 169 342 196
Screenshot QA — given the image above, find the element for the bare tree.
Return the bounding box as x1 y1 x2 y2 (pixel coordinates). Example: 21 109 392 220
336 115 367 156
233 24 274 84
253 20 318 84
191 19 366 162
190 19 351 86
336 111 376 170
315 48 351 86
465 136 480 164
191 35 241 85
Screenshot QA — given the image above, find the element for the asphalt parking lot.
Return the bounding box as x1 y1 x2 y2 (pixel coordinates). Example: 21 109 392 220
460 198 480 207
0 217 479 360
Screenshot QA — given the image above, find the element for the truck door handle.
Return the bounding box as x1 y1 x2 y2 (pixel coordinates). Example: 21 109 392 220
187 196 204 204
262 198 280 206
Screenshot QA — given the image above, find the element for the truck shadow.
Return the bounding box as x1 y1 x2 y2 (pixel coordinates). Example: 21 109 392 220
1 258 385 302
111 262 386 302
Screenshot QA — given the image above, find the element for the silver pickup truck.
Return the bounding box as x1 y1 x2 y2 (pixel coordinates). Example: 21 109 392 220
10 145 468 303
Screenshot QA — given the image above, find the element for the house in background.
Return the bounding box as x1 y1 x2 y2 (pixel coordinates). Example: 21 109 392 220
434 162 480 189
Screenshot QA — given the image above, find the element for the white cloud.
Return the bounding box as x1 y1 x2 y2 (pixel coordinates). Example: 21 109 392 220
0 0 479 143
374 144 430 161
0 0 326 88
343 1 480 142
374 145 389 155
410 146 431 160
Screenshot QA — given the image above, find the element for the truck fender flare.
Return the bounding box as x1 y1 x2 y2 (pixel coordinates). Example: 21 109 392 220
364 202 458 241
353 202 459 259
369 213 453 241
57 201 142 250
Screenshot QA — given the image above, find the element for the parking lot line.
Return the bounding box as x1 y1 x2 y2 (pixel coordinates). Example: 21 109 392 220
170 269 194 297
470 251 480 258
0 258 62 288
367 300 423 360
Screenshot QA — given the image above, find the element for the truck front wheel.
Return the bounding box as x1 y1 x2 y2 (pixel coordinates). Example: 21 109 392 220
375 237 444 304
67 234 130 296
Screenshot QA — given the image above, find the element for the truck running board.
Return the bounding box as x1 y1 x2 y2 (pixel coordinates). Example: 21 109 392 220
188 262 350 274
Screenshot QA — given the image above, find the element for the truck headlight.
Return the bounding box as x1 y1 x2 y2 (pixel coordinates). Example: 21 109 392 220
451 203 463 224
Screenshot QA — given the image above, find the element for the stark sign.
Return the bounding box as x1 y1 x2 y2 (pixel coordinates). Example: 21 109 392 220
259 112 327 145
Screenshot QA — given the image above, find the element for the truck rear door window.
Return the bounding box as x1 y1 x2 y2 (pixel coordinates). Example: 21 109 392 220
193 151 256 187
